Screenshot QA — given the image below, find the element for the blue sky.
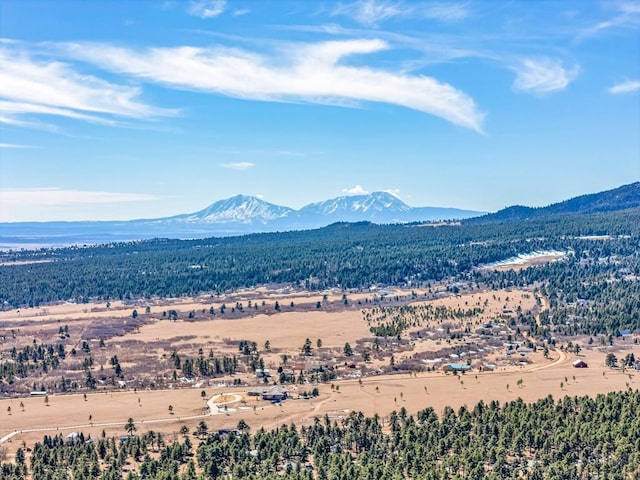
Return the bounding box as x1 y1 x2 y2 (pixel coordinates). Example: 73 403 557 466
0 0 638 221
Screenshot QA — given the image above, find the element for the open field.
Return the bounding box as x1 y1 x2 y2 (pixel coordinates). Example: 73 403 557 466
2 345 638 456
2 284 639 459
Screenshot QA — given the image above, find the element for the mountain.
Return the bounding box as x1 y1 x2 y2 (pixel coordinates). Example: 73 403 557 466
298 192 411 223
169 195 294 224
294 192 480 227
0 192 483 247
302 191 409 216
470 182 640 223
2 183 637 249
2 183 638 248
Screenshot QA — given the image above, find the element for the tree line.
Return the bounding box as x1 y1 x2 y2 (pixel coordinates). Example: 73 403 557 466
2 390 639 479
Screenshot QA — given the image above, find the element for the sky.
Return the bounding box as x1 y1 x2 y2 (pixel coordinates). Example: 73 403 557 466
0 0 639 222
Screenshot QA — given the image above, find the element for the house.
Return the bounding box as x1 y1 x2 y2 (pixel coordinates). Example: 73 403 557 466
443 363 472 373
573 359 588 368
262 386 288 401
247 386 289 401
30 391 47 396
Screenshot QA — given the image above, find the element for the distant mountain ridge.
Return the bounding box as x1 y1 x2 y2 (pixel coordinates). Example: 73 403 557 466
155 191 482 228
469 182 640 223
2 183 637 247
131 191 481 230
0 192 483 246
170 195 295 224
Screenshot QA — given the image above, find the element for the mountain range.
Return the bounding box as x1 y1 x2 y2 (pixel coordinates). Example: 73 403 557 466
169 191 481 227
1 183 638 248
0 192 482 247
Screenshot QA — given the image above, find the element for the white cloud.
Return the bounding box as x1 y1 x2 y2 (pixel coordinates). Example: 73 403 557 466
57 39 484 131
512 58 579 95
219 162 255 170
337 0 403 26
187 0 226 18
0 188 160 206
383 189 401 198
608 79 640 94
0 46 175 128
232 8 250 17
576 1 640 41
0 143 37 148
0 101 120 126
343 185 369 195
333 0 469 26
422 3 470 22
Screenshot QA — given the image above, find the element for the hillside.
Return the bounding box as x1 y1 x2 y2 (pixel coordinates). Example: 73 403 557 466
470 182 640 223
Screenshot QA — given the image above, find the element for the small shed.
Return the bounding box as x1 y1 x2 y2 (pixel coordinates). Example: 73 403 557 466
572 359 588 368
247 388 264 397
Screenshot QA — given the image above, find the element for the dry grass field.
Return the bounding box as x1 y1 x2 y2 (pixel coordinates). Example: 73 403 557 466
2 285 638 459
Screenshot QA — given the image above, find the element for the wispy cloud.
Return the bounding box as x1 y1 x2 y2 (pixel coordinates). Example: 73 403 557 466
0 188 160 206
608 79 640 94
213 147 322 157
219 162 255 170
0 143 38 149
57 39 484 131
232 8 250 17
576 0 640 41
0 45 175 129
421 3 470 22
343 185 369 195
332 0 470 26
383 188 401 198
334 0 403 26
187 0 226 18
512 58 579 95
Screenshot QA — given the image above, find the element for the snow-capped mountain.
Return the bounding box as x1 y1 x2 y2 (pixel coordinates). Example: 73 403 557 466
0 192 484 246
173 195 294 224
299 191 411 222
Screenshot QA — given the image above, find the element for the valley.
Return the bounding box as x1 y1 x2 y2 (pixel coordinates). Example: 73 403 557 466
1 185 639 479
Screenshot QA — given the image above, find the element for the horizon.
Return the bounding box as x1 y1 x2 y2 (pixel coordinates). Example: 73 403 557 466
1 0 639 222
3 181 640 225
0 189 486 225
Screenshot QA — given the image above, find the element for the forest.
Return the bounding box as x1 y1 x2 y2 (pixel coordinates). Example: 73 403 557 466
1 209 638 335
2 390 639 479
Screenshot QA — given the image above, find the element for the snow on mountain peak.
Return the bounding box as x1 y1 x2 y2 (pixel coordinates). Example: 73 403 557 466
180 195 294 224
170 191 481 227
